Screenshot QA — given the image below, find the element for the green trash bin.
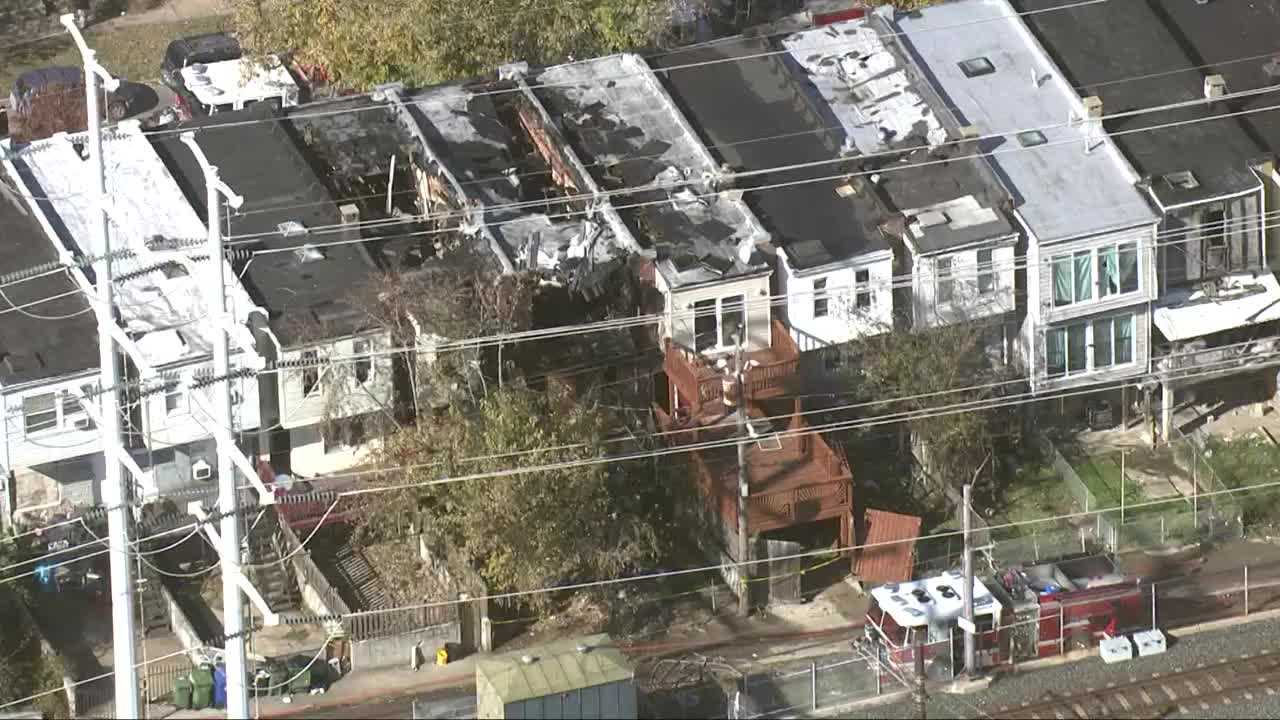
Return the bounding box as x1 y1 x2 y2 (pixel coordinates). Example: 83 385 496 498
285 656 312 694
190 665 214 710
171 675 193 710
269 664 290 697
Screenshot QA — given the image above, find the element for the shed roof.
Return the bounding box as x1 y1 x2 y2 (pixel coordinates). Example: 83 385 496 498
855 509 922 585
476 634 633 703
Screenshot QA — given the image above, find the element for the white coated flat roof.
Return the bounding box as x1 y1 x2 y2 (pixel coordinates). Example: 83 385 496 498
1154 272 1280 342
870 570 1000 628
14 124 260 366
782 18 948 156
892 0 1157 243
180 57 298 109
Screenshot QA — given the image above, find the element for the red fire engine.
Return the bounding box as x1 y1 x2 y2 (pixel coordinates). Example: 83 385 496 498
863 556 1145 675
863 571 1005 679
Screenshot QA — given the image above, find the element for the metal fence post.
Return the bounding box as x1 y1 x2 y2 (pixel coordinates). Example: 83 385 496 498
875 651 882 695
1058 605 1065 656
711 583 717 615
811 661 818 712
1160 516 1165 545
1245 565 1250 616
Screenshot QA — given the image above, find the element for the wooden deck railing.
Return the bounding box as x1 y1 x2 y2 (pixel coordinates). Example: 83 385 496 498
665 319 800 409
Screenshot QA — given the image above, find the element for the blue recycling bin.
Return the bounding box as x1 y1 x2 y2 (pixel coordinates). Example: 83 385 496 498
213 664 227 708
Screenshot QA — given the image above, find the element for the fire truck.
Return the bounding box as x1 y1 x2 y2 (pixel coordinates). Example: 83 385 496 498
862 556 1145 675
862 571 1005 680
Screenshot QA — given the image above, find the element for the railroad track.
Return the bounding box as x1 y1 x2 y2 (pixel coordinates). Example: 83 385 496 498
993 650 1280 719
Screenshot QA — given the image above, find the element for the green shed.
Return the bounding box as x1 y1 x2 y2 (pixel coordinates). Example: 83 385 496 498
475 634 637 719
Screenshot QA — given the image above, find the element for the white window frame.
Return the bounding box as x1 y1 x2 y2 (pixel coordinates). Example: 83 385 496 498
977 249 995 295
854 269 872 309
936 257 955 305
23 393 58 436
1046 313 1136 378
1051 243 1141 308
813 278 829 319
301 350 322 397
690 296 748 354
352 339 372 385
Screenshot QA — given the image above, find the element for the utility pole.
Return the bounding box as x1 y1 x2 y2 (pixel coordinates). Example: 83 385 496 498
180 132 250 718
61 15 140 718
961 452 990 678
734 333 750 617
914 629 927 720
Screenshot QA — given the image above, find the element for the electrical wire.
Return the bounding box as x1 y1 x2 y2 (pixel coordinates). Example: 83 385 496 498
0 646 199 713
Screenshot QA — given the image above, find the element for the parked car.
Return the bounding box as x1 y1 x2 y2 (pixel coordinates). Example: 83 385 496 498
161 32 301 118
161 32 244 89
7 66 128 142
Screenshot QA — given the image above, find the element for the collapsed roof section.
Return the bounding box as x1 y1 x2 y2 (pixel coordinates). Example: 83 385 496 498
406 77 639 300
531 53 773 290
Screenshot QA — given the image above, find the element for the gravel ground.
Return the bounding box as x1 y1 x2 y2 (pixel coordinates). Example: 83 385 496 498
828 616 1280 719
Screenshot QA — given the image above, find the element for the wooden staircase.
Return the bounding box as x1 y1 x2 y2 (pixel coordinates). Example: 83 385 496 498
247 510 301 613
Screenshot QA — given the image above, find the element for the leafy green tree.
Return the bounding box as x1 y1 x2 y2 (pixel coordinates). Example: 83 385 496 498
358 388 661 606
0 542 67 716
841 321 1009 491
232 0 675 89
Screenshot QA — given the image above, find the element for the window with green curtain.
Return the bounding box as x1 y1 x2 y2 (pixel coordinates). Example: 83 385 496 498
1118 244 1138 293
1067 323 1087 373
1114 314 1133 364
1074 251 1093 303
1099 246 1119 297
1052 255 1073 306
1093 317 1113 367
1047 328 1066 377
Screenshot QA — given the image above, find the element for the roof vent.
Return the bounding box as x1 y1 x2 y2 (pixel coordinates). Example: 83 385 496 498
1081 96 1103 120
277 221 309 237
1164 170 1200 191
339 204 360 225
1204 74 1227 100
957 125 980 141
575 644 590 654
294 244 325 263
1264 57 1280 81
520 655 536 665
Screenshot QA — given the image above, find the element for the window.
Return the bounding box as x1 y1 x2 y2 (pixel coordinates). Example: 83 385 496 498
855 269 872 309
60 390 81 419
1052 251 1093 307
325 417 366 455
936 257 954 304
1203 207 1228 273
301 350 321 396
958 56 995 78
1093 315 1133 369
692 296 747 352
813 278 829 318
1016 130 1047 147
977 249 995 294
693 299 717 353
1164 170 1200 191
1048 315 1133 377
352 339 372 384
721 295 745 348
165 384 186 414
1098 243 1139 297
23 393 57 435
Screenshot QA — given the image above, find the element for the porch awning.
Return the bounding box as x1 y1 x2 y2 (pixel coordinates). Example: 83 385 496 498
1153 272 1280 342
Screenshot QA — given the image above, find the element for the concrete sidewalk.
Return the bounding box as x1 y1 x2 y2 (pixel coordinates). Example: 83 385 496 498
158 656 477 719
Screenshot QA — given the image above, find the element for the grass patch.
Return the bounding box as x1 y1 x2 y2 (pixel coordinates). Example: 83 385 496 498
0 15 229 92
995 462 1079 537
1201 435 1280 527
1063 447 1145 511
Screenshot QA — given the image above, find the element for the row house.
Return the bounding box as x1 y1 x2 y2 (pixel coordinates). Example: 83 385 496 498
2 124 265 520
519 53 860 583
893 0 1161 414
1107 0 1280 436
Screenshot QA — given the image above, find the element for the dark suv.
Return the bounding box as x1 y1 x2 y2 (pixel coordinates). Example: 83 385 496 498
160 32 243 89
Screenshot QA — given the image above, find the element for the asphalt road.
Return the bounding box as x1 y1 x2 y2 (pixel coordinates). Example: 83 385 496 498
835 616 1280 719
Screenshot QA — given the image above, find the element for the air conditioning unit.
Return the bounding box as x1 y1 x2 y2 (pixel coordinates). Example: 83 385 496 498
192 459 213 482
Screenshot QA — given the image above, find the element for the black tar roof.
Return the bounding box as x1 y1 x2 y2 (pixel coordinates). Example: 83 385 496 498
1149 0 1280 164
652 39 889 270
0 185 98 386
152 104 386 347
1013 0 1262 208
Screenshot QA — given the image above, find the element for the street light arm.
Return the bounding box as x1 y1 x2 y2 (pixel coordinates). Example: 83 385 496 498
58 15 120 91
